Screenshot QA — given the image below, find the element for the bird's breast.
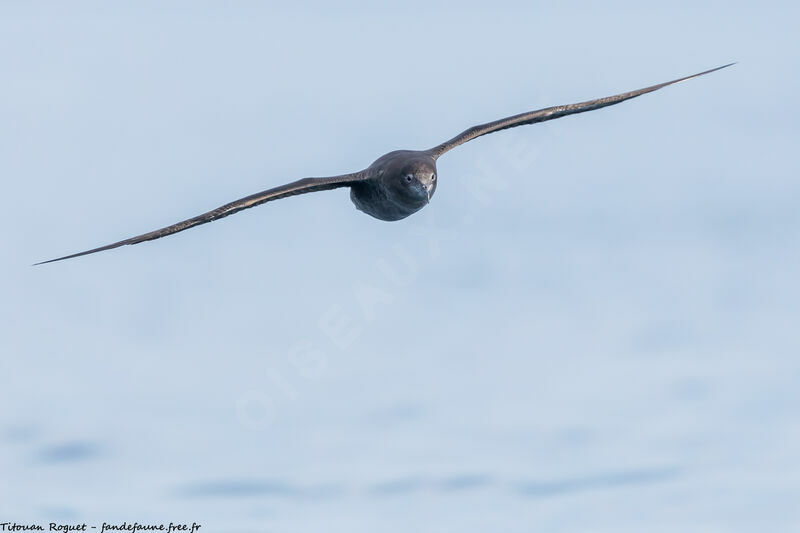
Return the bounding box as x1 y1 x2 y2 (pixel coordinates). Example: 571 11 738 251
349 181 422 221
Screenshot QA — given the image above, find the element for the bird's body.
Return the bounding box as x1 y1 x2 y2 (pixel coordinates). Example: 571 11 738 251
351 150 438 221
36 64 733 265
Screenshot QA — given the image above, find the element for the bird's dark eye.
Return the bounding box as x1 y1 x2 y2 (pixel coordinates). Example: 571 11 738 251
431 174 436 181
405 175 413 182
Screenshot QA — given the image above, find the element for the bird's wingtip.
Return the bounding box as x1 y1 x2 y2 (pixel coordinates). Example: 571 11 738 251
32 257 60 266
664 62 736 89
694 62 737 77
32 250 95 266
710 62 737 73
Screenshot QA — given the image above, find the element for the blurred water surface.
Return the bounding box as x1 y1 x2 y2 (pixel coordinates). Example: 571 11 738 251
1 2 798 532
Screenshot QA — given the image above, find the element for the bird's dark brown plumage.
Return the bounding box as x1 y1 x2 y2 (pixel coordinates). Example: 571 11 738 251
35 173 367 264
426 64 734 159
36 63 734 265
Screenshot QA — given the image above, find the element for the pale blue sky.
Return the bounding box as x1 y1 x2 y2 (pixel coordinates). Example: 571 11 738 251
1 2 798 531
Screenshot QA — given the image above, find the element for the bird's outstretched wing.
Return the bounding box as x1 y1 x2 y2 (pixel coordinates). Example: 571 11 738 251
35 172 366 265
426 63 734 159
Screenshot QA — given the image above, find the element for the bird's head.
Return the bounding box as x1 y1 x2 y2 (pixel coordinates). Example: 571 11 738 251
383 156 437 209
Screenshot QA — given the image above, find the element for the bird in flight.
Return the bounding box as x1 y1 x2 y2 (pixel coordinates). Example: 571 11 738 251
36 64 733 265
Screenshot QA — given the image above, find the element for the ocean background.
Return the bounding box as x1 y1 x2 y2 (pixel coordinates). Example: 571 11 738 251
1 2 798 531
